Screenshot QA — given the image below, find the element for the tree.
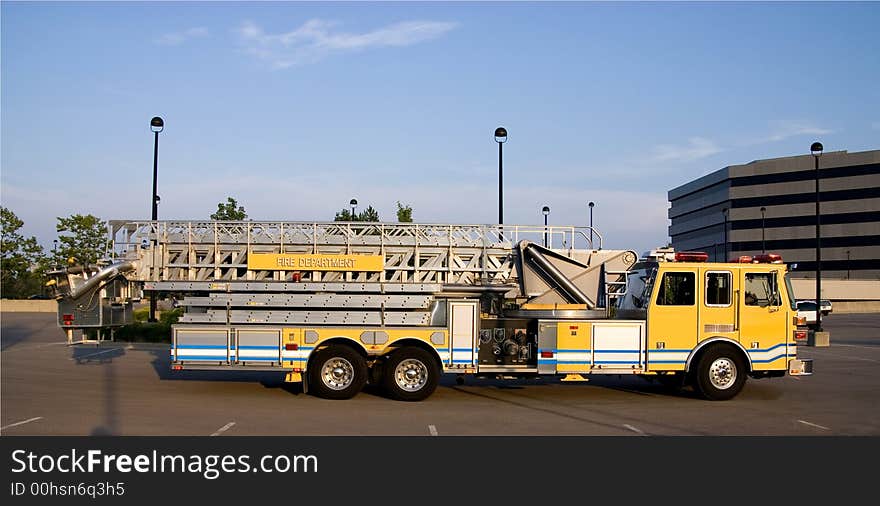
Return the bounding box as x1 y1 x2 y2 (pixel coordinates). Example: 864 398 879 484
211 197 248 220
1 206 46 298
396 201 413 223
56 214 109 266
334 205 380 222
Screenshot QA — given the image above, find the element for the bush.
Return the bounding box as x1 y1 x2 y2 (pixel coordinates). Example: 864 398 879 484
115 307 183 343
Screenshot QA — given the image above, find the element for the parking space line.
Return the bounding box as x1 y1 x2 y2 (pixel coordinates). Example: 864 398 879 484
798 420 830 431
623 424 647 436
68 348 121 361
428 424 438 436
211 422 236 436
1 416 44 431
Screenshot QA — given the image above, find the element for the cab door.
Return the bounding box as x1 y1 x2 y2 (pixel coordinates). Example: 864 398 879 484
699 268 739 344
739 269 788 368
647 267 699 363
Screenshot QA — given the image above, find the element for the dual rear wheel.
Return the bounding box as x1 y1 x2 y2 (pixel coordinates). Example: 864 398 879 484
308 344 440 401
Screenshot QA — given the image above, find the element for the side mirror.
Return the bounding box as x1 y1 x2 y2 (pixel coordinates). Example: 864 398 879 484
769 271 780 310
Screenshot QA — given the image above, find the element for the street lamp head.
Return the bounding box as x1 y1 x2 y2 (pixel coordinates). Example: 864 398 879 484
494 127 508 144
811 142 823 157
150 116 164 133
154 195 161 204
588 201 594 208
542 206 550 216
350 198 357 207
760 206 766 214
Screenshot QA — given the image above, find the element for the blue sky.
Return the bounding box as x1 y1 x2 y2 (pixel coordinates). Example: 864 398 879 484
2 1 878 254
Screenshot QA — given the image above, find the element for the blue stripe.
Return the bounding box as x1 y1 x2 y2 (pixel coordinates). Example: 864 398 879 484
749 343 787 354
451 359 473 364
282 358 307 362
237 356 278 362
174 344 228 349
649 349 691 353
435 348 449 352
177 356 228 361
557 360 589 364
558 349 591 353
452 348 473 352
594 349 639 353
595 360 640 364
537 359 557 363
237 345 278 350
751 353 788 363
649 360 687 364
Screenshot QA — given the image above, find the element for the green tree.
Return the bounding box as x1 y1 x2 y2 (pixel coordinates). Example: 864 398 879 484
334 205 380 222
56 214 109 266
211 197 248 220
396 201 413 223
1 206 46 298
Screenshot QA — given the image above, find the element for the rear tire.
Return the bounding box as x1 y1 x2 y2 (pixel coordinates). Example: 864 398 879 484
693 344 747 401
308 344 367 400
383 347 440 401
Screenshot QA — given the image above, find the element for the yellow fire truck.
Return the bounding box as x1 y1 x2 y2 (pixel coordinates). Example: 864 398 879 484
47 221 812 401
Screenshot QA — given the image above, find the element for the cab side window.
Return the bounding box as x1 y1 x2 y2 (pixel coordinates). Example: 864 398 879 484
744 273 779 307
656 272 695 306
706 272 731 306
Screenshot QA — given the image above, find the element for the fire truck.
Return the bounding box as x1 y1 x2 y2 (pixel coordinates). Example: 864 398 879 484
47 221 812 401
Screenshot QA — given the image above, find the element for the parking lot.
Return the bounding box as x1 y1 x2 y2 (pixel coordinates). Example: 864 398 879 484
2 312 878 436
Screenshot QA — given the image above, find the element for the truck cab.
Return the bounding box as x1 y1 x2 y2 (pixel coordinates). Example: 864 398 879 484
617 250 811 399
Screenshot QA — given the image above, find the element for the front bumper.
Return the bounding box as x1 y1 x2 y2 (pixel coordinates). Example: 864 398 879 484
789 358 813 376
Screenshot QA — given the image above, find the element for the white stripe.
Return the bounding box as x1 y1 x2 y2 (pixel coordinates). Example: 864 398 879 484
557 352 591 362
1 342 68 353
211 422 236 436
1 416 44 431
235 349 279 357
798 420 830 431
428 425 438 436
623 424 646 435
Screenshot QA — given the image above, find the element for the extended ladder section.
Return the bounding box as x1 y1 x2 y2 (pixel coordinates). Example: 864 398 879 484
49 221 637 333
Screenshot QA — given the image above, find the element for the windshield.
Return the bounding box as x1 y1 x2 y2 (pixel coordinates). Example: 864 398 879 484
783 272 797 310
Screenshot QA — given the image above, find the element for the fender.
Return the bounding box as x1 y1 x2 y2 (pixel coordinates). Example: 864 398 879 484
685 337 752 372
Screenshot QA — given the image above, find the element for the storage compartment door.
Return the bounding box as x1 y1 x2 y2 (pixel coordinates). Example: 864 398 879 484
592 322 645 370
449 301 478 367
235 329 282 366
173 327 230 364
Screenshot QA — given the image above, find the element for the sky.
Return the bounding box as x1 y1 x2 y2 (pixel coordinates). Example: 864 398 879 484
2 1 879 255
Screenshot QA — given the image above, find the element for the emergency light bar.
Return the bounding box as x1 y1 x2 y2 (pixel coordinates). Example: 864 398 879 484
753 254 783 264
674 252 708 262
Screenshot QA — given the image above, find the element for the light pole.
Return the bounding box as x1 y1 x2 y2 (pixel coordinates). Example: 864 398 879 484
53 239 58 267
542 206 550 248
846 249 851 279
494 127 507 225
350 198 358 220
812 141 824 331
588 201 595 249
721 207 728 261
760 206 767 254
149 116 163 323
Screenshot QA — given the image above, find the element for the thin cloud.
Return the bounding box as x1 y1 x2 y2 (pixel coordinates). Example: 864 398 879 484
649 137 722 163
236 19 458 69
155 27 209 46
766 120 832 142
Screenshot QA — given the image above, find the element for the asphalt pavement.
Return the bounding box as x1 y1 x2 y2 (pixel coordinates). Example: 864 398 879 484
2 312 878 435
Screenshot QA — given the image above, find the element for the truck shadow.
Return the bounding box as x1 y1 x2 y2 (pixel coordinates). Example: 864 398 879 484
69 345 126 436
145 347 304 395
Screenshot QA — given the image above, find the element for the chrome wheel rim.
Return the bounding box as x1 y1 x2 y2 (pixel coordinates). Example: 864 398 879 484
321 357 354 390
394 358 429 392
709 357 737 390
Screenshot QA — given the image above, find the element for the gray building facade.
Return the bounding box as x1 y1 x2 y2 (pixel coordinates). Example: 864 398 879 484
668 149 880 279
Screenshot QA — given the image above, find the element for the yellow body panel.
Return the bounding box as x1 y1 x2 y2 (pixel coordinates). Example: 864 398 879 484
556 322 592 373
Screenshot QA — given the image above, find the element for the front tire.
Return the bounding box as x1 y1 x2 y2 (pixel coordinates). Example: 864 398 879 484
693 344 747 401
383 347 440 401
308 344 367 400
